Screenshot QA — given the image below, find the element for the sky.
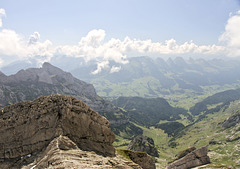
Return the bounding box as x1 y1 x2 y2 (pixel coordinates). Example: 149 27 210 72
0 0 240 70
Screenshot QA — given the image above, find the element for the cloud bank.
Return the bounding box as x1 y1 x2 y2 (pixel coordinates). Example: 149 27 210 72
219 10 240 57
1 8 240 73
0 29 53 66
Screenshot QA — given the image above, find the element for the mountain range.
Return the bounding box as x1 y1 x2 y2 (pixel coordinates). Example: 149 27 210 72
0 59 240 168
2 56 240 101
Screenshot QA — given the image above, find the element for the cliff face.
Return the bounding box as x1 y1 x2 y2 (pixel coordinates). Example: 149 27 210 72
0 63 128 127
0 95 116 168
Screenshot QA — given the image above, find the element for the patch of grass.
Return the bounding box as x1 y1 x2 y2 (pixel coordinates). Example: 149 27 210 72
116 149 132 161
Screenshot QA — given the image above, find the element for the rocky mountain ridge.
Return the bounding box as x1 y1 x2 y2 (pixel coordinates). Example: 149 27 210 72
3 57 240 98
0 62 130 129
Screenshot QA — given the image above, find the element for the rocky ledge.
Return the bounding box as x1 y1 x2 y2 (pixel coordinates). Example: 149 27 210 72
22 135 142 169
0 95 115 168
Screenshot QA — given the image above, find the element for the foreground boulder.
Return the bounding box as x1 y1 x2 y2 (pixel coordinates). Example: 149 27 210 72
167 146 210 169
128 135 159 157
117 149 156 169
0 95 115 168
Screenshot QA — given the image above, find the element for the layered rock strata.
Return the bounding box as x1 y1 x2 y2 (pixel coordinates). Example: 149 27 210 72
0 95 115 168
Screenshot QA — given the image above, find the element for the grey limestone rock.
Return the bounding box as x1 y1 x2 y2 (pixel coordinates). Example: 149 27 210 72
128 135 159 157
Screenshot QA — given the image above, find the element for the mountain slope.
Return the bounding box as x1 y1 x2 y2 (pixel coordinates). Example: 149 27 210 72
0 63 143 140
167 100 240 168
67 56 240 99
190 88 240 116
3 57 240 100
112 96 190 127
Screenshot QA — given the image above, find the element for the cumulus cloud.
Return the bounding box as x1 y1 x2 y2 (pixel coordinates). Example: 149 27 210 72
28 32 40 44
0 24 230 74
0 29 27 56
91 61 109 75
110 65 121 73
0 8 6 27
0 29 54 65
56 29 129 65
56 29 225 74
79 29 105 47
53 29 227 74
219 10 240 57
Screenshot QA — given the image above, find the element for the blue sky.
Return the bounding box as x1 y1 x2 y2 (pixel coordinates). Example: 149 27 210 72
0 0 240 68
1 0 239 45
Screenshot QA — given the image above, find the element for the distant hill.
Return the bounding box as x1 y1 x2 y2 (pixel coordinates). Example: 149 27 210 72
190 88 240 115
2 56 240 99
112 96 190 127
68 56 240 98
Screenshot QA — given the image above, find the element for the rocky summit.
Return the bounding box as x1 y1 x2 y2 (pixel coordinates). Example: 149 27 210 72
0 95 116 168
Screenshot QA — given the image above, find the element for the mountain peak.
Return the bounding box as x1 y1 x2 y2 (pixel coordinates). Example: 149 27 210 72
41 62 64 75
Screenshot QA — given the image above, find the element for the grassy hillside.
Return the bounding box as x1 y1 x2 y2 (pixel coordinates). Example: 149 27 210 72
168 100 240 168
113 91 240 168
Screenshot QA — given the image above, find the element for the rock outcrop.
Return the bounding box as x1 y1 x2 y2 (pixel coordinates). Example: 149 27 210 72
124 150 156 169
222 111 240 128
128 135 159 157
0 95 116 168
22 136 142 169
167 146 210 169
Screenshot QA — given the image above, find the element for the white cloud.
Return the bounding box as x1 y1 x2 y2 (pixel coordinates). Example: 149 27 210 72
91 60 109 75
0 26 230 71
79 29 105 47
57 29 224 71
0 8 6 27
219 10 240 57
0 29 54 65
57 29 129 65
0 29 27 56
110 65 121 73
28 32 40 44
